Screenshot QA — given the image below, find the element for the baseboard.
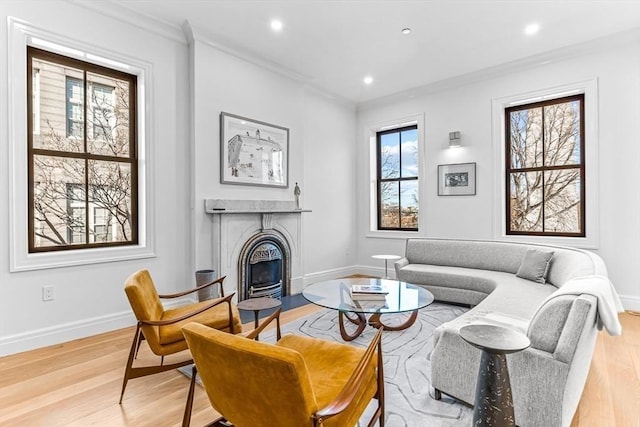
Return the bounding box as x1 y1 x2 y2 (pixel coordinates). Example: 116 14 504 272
0 297 192 357
0 310 135 357
619 294 640 312
301 265 361 285
301 264 399 286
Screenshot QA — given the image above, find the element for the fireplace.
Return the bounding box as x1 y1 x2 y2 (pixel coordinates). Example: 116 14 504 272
205 199 308 301
238 230 290 301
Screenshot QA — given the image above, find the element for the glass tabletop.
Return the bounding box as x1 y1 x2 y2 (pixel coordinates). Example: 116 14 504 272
302 278 434 314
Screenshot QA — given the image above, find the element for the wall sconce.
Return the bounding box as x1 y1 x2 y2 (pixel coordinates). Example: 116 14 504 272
449 131 462 148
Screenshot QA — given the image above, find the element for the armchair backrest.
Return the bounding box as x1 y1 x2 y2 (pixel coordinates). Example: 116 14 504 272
124 269 165 351
182 322 318 427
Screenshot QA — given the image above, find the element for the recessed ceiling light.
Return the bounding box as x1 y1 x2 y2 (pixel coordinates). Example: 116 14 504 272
271 19 283 32
524 22 540 36
363 75 374 85
401 28 411 35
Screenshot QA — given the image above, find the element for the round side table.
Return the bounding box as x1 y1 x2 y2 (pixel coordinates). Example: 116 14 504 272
371 254 402 278
237 297 282 341
459 324 530 427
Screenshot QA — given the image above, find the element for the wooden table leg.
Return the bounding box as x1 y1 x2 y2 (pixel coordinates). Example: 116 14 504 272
368 309 418 331
338 311 367 341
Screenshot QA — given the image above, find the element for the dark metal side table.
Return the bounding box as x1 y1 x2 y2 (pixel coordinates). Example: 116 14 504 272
460 324 530 427
237 297 282 341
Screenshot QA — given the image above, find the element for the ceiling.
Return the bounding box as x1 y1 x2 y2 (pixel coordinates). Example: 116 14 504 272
113 0 640 104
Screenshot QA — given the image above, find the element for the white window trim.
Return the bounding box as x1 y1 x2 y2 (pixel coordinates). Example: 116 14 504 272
8 17 156 271
365 113 426 239
491 79 600 249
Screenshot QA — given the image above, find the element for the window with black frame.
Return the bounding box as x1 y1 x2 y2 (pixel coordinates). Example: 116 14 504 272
27 46 138 252
376 125 419 231
505 94 585 237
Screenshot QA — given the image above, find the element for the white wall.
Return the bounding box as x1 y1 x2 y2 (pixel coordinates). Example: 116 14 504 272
301 89 358 278
0 1 192 355
187 27 358 293
356 36 640 310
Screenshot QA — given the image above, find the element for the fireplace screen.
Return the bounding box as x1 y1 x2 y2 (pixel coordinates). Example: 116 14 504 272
247 242 283 299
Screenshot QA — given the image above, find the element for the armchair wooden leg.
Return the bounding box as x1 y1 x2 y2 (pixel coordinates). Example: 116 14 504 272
134 330 145 359
120 325 141 404
182 365 197 427
120 323 194 403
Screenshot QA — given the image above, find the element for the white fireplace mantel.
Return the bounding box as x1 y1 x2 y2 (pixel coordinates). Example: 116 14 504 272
204 199 310 299
205 199 311 214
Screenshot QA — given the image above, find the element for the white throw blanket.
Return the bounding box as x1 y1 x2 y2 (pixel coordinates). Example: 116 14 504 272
539 275 624 335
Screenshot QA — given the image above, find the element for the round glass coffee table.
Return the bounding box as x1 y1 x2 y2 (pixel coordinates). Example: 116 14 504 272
302 278 434 341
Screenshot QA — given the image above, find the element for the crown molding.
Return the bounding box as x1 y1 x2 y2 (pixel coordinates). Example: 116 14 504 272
182 21 354 108
302 82 356 110
357 28 640 112
68 0 187 44
182 21 310 84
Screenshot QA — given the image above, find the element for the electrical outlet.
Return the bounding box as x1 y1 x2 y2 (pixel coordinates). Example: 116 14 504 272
42 286 55 301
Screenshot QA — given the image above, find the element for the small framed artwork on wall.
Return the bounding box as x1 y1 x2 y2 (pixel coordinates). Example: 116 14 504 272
438 162 476 196
220 112 289 188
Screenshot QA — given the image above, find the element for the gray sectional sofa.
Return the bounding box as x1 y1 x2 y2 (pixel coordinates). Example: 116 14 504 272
394 238 621 427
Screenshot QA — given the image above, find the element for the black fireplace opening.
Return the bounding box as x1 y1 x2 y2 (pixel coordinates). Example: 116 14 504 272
245 241 285 299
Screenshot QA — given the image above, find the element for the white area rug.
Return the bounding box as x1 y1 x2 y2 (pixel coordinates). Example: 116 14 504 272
182 302 474 426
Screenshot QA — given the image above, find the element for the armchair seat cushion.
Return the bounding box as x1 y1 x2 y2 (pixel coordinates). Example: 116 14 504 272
159 300 241 345
276 334 378 427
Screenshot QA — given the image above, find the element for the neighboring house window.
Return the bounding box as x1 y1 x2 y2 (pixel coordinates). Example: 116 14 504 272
376 125 419 231
32 68 40 135
27 46 138 252
505 94 585 236
66 76 83 138
91 82 116 140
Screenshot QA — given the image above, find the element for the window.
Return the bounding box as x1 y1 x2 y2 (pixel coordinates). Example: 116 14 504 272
376 125 419 231
505 94 585 237
28 46 138 252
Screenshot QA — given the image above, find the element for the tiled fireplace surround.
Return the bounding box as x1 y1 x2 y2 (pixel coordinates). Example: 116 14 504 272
205 199 308 301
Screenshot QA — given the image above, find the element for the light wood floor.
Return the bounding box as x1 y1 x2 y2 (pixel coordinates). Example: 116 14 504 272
0 307 638 427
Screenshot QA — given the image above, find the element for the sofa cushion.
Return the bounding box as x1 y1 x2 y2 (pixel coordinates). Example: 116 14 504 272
405 239 528 273
397 264 498 294
516 249 554 284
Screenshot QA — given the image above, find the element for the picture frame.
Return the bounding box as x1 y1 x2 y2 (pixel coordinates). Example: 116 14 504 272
220 112 289 188
438 162 476 196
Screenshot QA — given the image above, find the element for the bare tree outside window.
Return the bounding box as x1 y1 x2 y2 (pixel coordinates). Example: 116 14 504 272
506 94 585 236
377 125 419 230
27 47 137 252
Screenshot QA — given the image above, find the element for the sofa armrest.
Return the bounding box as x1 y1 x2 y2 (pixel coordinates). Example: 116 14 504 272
553 295 597 363
394 258 409 275
527 294 597 363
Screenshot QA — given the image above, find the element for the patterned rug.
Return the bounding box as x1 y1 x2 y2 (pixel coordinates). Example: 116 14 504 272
182 302 474 426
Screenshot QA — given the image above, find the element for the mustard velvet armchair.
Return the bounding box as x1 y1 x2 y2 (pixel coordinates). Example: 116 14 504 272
120 269 242 403
181 311 385 427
